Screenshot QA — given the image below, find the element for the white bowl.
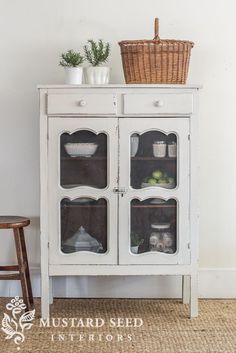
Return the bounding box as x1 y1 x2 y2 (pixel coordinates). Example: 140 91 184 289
64 143 98 157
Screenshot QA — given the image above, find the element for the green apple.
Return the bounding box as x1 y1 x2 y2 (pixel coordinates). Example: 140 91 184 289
152 170 163 180
147 178 157 185
158 178 167 184
142 177 148 183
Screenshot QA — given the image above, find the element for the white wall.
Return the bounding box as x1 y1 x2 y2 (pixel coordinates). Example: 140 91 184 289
0 0 236 296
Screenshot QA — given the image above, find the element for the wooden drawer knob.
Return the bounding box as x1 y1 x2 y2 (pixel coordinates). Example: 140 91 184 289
78 99 86 107
154 100 164 107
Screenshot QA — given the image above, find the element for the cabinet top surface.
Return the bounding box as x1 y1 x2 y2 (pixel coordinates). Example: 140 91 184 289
38 84 202 90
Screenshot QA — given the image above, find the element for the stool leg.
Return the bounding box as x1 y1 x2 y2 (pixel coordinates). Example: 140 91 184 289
19 227 34 307
14 228 34 311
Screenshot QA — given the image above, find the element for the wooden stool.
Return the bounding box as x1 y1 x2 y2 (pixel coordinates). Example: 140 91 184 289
0 216 34 311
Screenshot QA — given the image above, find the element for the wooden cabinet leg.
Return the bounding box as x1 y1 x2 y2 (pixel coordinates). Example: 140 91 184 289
182 275 190 304
190 273 198 318
14 228 32 311
49 276 53 305
41 247 50 319
41 272 50 319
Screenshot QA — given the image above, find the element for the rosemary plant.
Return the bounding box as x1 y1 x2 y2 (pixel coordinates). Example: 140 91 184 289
84 39 110 66
59 50 84 67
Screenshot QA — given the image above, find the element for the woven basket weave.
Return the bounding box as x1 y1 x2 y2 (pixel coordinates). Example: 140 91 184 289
119 18 194 84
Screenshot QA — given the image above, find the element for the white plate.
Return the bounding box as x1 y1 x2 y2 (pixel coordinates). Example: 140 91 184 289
71 198 92 204
141 182 175 189
68 153 93 157
62 184 97 189
151 223 170 230
150 198 166 204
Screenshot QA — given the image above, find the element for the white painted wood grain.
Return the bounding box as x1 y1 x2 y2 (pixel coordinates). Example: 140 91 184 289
47 93 117 115
123 93 193 115
39 85 199 318
119 117 190 265
48 117 119 265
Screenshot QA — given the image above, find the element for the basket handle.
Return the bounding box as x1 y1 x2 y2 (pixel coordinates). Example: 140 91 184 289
153 18 160 40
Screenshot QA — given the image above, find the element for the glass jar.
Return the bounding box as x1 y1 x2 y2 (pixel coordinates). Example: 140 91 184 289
153 141 167 158
168 141 177 158
149 223 175 254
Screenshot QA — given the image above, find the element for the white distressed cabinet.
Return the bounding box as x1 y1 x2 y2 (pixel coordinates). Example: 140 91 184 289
39 84 200 319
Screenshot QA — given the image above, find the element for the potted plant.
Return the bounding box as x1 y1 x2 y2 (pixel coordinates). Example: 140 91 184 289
59 49 84 84
84 39 110 84
130 234 144 254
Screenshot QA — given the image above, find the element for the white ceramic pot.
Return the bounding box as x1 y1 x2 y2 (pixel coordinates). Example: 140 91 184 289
131 246 139 254
85 66 110 84
64 67 83 84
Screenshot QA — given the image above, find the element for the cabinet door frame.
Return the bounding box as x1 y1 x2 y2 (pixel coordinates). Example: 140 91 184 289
118 117 190 265
48 117 118 265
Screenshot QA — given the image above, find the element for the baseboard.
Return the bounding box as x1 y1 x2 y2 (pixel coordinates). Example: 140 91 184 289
0 268 235 299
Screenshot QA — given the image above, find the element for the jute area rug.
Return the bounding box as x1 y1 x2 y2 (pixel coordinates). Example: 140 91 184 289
0 298 236 353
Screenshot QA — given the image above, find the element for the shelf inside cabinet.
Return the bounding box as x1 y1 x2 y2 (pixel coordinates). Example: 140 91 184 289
62 156 106 161
131 157 176 161
131 204 176 208
62 204 106 208
62 156 175 161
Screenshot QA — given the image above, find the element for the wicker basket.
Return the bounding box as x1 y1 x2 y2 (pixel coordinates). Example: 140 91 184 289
119 18 194 84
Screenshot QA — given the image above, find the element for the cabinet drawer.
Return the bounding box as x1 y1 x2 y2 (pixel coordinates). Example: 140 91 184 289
123 93 193 115
47 94 116 115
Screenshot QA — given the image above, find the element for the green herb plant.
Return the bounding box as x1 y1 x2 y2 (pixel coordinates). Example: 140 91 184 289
84 39 110 66
131 233 144 247
59 50 84 67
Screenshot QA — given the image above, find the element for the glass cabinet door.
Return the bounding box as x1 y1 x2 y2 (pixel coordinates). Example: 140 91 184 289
48 117 118 265
131 198 177 255
131 130 177 189
60 130 107 189
61 197 107 254
119 118 190 265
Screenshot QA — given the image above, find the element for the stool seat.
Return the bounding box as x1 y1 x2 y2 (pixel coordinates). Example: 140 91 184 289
0 216 30 229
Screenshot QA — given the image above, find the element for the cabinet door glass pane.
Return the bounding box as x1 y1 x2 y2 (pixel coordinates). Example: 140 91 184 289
61 197 107 254
130 198 177 254
131 131 177 189
60 130 107 189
